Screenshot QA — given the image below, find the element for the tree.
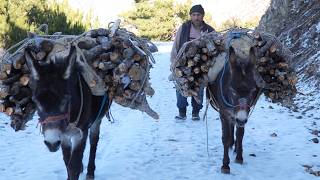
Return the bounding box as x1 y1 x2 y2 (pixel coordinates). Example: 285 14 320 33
0 0 95 48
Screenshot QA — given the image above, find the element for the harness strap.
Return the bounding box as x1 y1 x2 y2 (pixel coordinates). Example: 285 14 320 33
40 113 69 125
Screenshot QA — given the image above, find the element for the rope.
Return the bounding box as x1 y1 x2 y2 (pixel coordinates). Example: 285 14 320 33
69 74 84 128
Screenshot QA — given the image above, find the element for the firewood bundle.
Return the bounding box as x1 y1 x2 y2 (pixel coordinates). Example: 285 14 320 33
0 51 36 131
79 27 159 119
173 32 225 102
252 31 297 105
0 23 158 131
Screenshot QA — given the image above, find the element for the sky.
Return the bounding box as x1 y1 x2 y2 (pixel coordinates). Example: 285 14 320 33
67 0 271 26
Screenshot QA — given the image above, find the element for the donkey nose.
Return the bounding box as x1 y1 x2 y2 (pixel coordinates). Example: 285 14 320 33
44 140 61 152
236 118 247 127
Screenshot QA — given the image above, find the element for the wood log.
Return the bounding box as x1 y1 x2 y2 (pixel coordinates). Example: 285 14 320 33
19 74 29 86
98 61 117 71
0 72 7 80
104 75 113 83
180 67 192 76
129 81 141 91
10 50 25 70
269 44 278 54
110 52 121 63
123 89 135 99
193 67 201 74
187 59 195 67
133 54 142 61
277 62 289 70
202 47 208 54
277 74 285 81
96 36 109 45
258 57 269 64
201 54 208 61
0 103 5 112
3 63 11 75
174 68 183 77
287 74 298 86
200 64 209 72
122 38 132 49
77 37 98 49
119 59 134 73
128 64 145 81
257 66 266 74
144 85 155 96
0 84 10 99
92 59 100 69
186 44 198 58
100 52 111 61
269 69 275 76
187 76 194 82
5 107 14 116
123 47 135 58
111 37 123 47
193 54 201 62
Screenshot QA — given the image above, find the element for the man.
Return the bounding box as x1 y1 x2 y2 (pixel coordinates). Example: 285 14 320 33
170 4 215 120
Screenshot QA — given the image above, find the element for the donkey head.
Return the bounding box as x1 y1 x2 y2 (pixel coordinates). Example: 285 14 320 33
25 38 77 152
227 46 260 127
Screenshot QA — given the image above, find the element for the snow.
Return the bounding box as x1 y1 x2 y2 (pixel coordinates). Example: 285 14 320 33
0 42 319 180
316 22 320 33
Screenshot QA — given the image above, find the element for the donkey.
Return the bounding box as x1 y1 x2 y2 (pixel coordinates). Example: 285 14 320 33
25 39 109 180
206 43 263 173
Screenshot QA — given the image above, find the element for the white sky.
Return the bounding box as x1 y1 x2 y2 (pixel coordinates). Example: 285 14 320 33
68 0 270 26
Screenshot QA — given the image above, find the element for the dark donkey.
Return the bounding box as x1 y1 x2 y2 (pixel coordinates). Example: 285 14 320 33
206 35 264 173
25 38 109 180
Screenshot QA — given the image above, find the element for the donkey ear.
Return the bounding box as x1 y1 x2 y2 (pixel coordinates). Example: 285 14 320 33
63 46 76 80
25 51 39 80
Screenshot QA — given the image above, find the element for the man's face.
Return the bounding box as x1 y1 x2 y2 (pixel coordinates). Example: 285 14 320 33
190 12 204 27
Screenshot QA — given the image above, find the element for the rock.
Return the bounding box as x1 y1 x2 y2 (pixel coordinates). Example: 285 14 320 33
311 138 319 144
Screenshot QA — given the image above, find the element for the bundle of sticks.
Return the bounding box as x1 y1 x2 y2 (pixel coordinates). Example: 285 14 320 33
173 29 297 106
0 50 36 131
80 26 158 119
253 31 297 104
0 22 159 131
173 32 225 102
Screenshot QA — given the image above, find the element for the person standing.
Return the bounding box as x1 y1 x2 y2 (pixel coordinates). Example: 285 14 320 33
170 4 215 120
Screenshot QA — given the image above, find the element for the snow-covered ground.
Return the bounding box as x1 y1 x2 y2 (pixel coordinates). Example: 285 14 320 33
0 42 319 180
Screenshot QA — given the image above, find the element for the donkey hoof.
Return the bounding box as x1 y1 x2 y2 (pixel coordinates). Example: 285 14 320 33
221 166 230 174
235 158 243 164
86 174 94 180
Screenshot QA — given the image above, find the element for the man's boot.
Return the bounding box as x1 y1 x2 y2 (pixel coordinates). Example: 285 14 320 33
175 108 187 120
192 109 200 121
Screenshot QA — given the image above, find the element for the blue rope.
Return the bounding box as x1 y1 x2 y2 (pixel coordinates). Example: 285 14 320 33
219 32 245 108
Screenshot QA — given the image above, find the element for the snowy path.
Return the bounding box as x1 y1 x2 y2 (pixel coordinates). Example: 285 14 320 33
0 42 319 180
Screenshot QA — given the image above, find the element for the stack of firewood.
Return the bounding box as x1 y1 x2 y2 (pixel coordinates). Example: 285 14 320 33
0 23 158 131
81 27 158 119
173 29 297 106
252 31 297 104
0 51 36 131
173 32 224 102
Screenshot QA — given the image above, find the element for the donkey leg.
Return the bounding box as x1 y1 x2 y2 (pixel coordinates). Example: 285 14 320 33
61 143 72 180
87 118 102 179
68 130 88 180
235 126 245 164
230 123 235 151
221 119 232 174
